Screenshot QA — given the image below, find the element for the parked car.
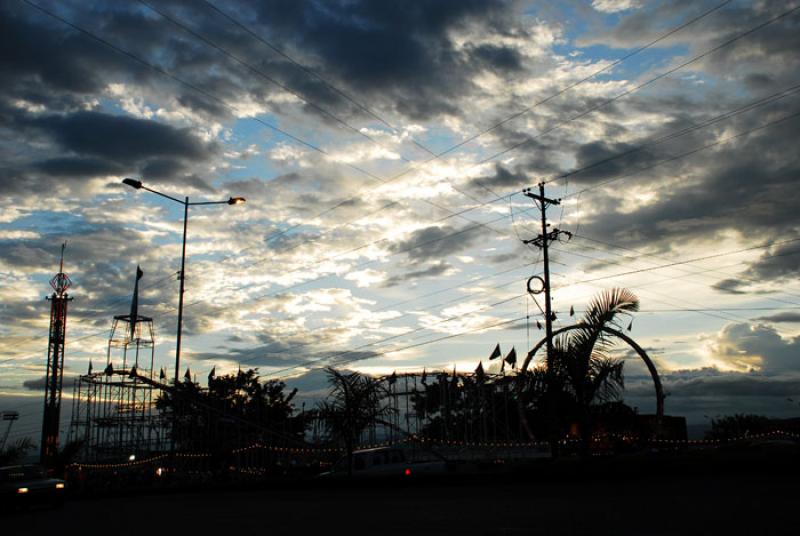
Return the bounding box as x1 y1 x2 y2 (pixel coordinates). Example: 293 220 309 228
0 465 66 511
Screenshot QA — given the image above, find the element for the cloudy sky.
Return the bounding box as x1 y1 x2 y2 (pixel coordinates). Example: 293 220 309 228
2 0 800 442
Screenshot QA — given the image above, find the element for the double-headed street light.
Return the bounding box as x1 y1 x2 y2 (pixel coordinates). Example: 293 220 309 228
122 178 245 387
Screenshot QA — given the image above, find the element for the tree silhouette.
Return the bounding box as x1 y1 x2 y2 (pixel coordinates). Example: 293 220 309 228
706 414 771 440
317 367 394 477
0 437 35 466
549 288 638 456
156 368 301 454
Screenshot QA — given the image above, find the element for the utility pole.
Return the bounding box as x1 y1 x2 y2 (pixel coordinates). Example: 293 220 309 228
523 183 571 453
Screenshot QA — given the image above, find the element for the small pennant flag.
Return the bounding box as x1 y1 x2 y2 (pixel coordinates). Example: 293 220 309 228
627 319 634 332
504 347 517 368
488 343 502 360
475 361 485 379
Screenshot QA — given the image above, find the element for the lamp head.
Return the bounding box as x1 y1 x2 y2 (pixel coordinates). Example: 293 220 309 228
122 178 143 189
228 197 246 205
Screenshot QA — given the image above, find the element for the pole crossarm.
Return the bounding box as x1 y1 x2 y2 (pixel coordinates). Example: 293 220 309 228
523 228 572 248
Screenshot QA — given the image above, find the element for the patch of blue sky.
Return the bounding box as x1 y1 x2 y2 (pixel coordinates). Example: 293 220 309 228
7 209 86 237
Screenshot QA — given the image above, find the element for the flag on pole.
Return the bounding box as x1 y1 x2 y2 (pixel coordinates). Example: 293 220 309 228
129 265 143 341
488 343 502 360
475 361 485 381
504 347 517 369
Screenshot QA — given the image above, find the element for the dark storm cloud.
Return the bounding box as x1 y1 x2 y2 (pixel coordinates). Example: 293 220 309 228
382 261 453 288
0 104 218 191
579 108 800 252
27 110 213 162
755 312 800 324
389 225 487 263
468 43 524 72
0 4 143 99
191 340 380 369
33 156 125 178
470 163 528 191
713 240 800 294
23 374 80 391
687 322 800 376
627 370 800 399
244 0 521 120
568 139 660 184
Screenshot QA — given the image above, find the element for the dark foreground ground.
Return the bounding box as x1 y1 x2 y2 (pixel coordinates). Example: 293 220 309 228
5 446 798 535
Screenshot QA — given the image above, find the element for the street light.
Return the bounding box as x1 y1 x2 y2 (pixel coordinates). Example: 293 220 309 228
122 178 245 387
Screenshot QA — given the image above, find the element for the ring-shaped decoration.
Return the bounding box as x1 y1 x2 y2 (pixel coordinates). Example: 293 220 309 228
526 275 546 295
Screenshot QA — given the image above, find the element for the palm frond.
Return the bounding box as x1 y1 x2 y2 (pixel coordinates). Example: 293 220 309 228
584 288 639 329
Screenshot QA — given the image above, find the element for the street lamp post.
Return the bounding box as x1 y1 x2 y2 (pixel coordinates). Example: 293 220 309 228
122 178 245 387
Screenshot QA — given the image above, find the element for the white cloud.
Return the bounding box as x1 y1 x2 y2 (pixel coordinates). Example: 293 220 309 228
591 0 644 13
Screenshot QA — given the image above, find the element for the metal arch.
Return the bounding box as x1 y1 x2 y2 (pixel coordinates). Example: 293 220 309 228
520 324 665 420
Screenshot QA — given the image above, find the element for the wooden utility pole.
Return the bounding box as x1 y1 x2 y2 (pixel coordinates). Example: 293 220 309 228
523 183 571 453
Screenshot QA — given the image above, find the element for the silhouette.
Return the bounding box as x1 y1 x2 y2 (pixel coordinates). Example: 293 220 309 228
317 367 394 477
155 368 302 470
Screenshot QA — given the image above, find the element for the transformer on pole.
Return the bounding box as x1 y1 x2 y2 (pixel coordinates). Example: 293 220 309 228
40 242 73 468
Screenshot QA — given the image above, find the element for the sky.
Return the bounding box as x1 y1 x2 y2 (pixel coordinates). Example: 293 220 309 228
2 0 800 444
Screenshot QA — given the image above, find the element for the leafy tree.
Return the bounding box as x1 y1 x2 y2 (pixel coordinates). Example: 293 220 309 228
156 368 302 454
0 437 35 466
706 414 771 440
317 367 394 477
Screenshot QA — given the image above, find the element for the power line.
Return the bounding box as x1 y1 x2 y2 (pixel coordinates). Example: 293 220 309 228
566 109 800 198
556 82 800 184
136 0 416 164
572 235 800 303
219 97 800 307
198 0 438 158
487 4 800 177
188 0 737 243
0 272 178 365
217 240 800 379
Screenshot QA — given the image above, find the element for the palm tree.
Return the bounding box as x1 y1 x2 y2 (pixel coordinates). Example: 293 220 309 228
317 367 394 477
551 288 639 456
